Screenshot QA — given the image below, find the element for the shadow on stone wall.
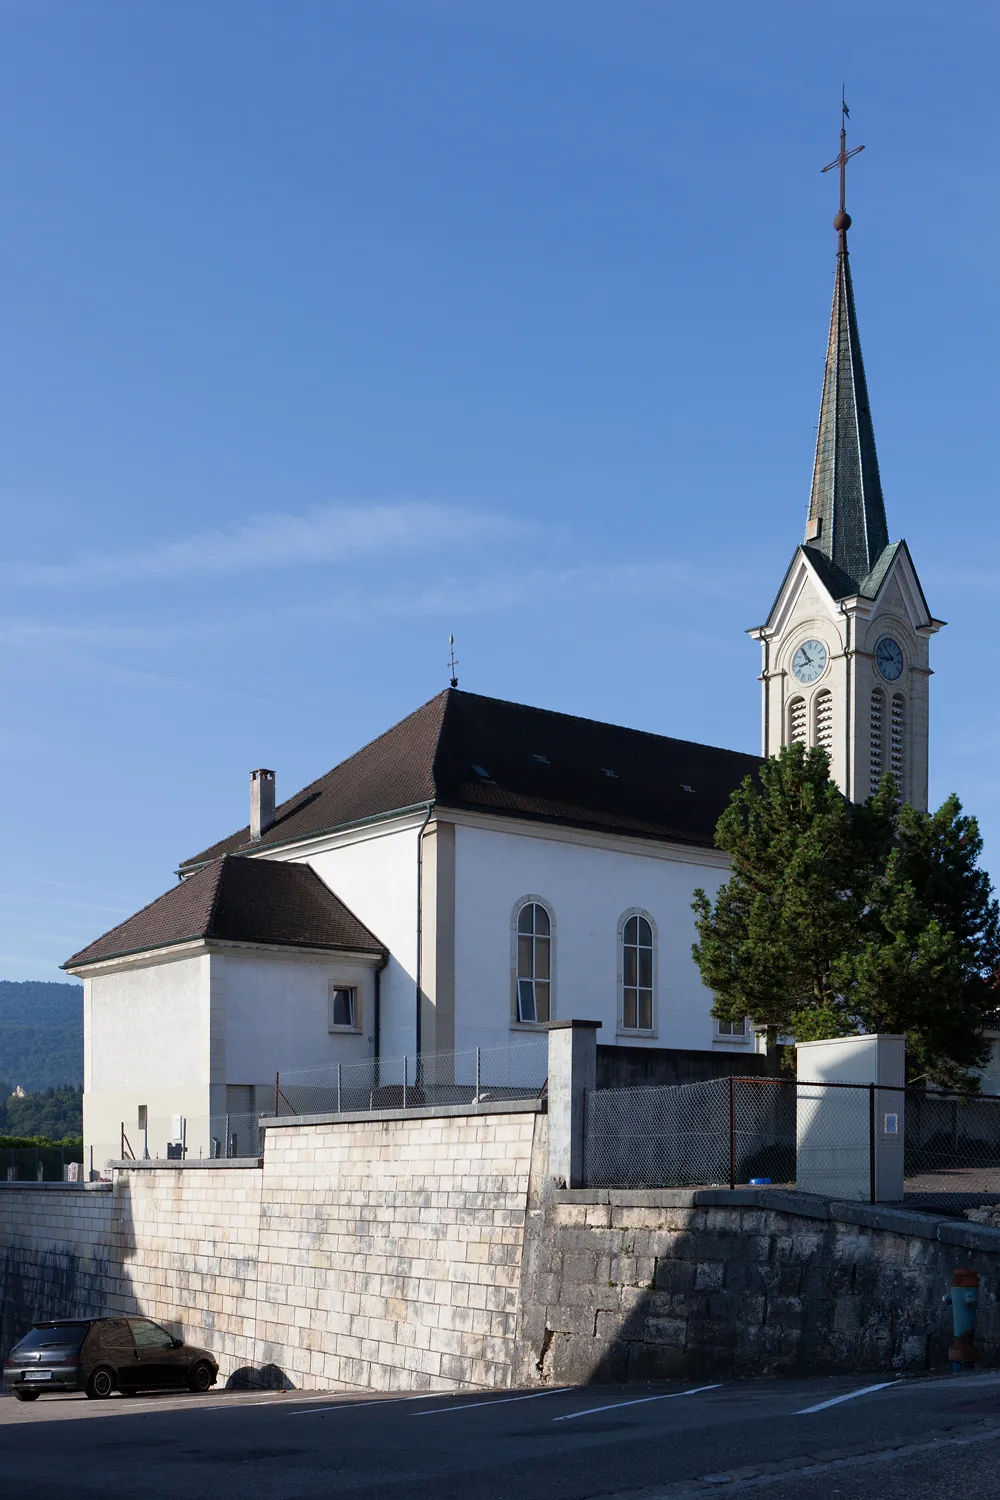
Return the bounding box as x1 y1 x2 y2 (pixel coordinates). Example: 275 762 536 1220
0 1175 290 1391
515 1187 999 1386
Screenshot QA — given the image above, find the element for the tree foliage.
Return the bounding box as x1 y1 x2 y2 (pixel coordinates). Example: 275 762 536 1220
693 744 1000 1085
0 981 83 1091
0 1085 83 1140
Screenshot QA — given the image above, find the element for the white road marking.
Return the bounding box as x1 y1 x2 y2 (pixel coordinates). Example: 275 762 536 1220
553 1383 723 1421
290 1392 439 1416
795 1381 898 1414
412 1387 571 1416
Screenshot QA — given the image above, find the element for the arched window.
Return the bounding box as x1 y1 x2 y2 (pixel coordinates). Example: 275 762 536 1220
788 696 807 745
515 901 551 1023
869 689 884 795
890 694 905 794
814 690 834 756
620 912 655 1033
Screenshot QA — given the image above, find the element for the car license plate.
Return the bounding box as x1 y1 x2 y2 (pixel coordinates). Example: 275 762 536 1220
23 1371 52 1381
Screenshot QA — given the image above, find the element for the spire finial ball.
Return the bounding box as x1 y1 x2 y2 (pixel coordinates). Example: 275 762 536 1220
833 210 852 232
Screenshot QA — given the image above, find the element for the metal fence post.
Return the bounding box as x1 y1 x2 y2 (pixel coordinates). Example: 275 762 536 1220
869 1084 876 1204
274 1072 280 1115
337 1063 342 1114
403 1055 408 1110
475 1046 481 1104
729 1076 736 1191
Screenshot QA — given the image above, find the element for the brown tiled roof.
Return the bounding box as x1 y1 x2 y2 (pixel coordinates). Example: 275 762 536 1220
64 856 385 970
180 690 761 870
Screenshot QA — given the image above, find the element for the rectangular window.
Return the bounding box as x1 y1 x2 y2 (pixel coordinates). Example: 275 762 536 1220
329 984 358 1030
716 1018 747 1038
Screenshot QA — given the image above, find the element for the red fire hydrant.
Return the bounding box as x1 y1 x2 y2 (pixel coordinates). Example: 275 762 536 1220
948 1268 979 1371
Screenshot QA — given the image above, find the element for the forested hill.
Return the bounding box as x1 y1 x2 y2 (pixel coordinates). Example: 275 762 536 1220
0 981 83 1091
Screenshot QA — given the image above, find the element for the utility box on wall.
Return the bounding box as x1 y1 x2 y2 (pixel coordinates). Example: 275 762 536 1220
795 1035 905 1202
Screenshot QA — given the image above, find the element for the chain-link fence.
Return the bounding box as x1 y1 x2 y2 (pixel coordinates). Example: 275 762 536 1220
583 1076 1000 1210
274 1038 548 1117
905 1091 1000 1209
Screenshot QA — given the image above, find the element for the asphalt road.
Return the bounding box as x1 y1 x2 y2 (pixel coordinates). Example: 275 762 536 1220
1 1370 1000 1499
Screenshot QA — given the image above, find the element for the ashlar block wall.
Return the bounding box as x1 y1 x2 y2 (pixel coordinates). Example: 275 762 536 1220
258 1111 539 1391
0 1105 544 1393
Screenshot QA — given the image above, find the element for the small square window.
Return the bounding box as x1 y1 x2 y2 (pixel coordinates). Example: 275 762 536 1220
329 985 358 1030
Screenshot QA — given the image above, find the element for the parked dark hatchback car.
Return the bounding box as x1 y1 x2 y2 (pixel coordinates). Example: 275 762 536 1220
4 1317 219 1401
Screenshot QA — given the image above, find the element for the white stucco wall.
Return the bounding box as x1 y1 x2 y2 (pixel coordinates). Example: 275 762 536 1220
451 821 734 1054
219 950 376 1089
282 818 422 1061
81 943 381 1170
82 951 211 1170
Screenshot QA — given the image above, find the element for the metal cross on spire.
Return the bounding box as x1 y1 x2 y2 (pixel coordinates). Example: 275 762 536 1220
821 88 864 250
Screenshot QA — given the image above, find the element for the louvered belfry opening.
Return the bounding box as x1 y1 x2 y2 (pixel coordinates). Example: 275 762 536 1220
890 694 905 795
788 697 807 744
814 690 834 757
869 689 885 795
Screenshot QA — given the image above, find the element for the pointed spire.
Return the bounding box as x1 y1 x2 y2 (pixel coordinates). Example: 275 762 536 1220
804 103 889 592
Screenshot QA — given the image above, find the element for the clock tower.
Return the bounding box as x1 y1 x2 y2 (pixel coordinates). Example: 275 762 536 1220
749 112 944 812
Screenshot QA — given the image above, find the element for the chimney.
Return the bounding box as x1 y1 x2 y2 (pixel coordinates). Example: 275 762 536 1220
250 769 275 841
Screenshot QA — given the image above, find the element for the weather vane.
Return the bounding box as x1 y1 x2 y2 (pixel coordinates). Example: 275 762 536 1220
821 87 864 245
448 633 459 690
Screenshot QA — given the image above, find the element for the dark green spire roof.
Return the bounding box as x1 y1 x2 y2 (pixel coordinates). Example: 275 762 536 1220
804 218 890 594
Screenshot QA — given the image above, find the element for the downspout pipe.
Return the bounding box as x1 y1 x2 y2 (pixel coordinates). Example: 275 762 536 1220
415 800 435 1058
373 949 389 1068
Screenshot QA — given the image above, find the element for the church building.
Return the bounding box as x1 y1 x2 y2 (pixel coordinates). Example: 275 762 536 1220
66 125 943 1166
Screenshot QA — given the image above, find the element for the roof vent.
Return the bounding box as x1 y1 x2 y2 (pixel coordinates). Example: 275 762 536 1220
250 769 275 841
471 764 495 783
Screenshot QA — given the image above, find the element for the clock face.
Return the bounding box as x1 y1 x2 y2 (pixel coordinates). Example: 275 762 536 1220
791 639 828 684
875 636 904 681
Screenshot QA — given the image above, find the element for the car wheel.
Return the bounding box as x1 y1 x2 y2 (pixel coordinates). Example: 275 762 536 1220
188 1362 214 1394
13 1389 40 1402
86 1367 115 1400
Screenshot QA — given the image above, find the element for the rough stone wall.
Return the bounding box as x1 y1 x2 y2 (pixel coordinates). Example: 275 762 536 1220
515 1187 1000 1385
257 1109 540 1391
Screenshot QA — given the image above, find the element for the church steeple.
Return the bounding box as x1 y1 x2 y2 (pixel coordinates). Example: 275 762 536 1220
750 102 942 816
804 104 889 593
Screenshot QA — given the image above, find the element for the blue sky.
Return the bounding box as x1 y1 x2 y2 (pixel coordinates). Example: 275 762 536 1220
1 1 998 980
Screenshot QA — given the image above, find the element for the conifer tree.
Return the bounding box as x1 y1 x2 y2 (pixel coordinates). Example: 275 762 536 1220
852 793 1000 1087
693 748 999 1084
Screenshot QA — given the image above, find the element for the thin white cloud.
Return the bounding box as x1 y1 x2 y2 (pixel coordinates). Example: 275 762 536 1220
288 558 753 622
13 503 525 588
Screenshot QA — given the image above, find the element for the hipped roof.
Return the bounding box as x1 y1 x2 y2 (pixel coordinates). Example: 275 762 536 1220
181 689 761 870
65 855 385 970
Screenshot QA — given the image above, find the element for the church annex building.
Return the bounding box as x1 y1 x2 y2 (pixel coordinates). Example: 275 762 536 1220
66 137 949 1169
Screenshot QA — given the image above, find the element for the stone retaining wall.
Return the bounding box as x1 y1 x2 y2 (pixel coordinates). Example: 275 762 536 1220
6 1130 1000 1393
515 1186 1000 1384
0 1104 544 1392
0 1185 113 1359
